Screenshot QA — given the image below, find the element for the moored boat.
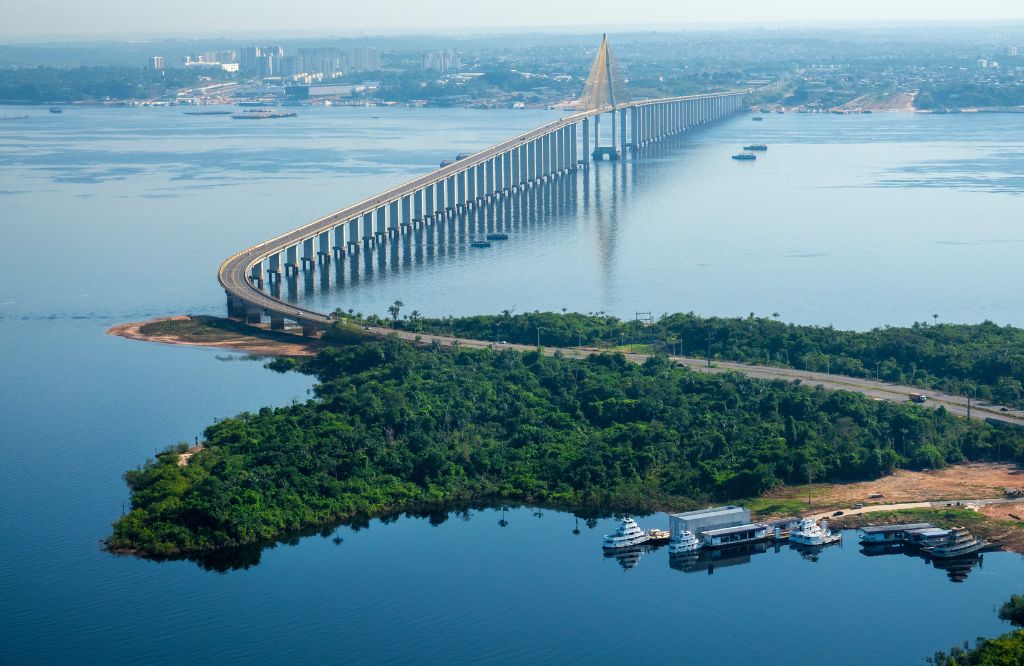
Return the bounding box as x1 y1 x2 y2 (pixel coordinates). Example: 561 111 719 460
743 144 768 151
231 110 297 120
923 527 986 559
668 529 702 555
789 517 841 546
732 153 756 161
486 233 509 241
470 240 491 248
49 107 63 114
602 517 650 550
646 528 671 546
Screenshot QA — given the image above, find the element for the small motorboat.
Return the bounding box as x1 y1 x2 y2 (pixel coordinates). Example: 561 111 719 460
732 153 757 161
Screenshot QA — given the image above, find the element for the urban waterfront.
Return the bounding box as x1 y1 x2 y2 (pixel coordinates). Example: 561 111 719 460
3 105 1024 663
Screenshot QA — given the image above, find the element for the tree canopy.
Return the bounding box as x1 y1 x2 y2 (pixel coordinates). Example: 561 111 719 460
110 333 1022 557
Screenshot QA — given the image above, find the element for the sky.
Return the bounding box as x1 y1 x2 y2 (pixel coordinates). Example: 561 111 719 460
4 0 1024 39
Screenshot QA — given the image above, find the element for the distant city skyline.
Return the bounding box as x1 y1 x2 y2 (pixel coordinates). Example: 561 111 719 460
5 0 1024 40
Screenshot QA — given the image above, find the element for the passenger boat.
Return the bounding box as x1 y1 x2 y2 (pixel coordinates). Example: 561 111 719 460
668 530 702 555
470 240 492 248
486 233 509 241
752 116 763 121
923 527 986 559
231 109 297 120
646 528 671 546
732 153 756 161
742 144 768 151
49 107 63 114
602 517 650 550
789 517 841 546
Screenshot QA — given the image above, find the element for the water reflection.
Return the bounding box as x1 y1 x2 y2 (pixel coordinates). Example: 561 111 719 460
859 542 986 582
258 132 699 315
605 544 648 571
670 541 770 575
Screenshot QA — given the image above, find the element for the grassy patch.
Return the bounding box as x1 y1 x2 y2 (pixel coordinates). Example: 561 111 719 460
747 497 813 517
140 317 244 342
849 507 989 529
609 343 657 355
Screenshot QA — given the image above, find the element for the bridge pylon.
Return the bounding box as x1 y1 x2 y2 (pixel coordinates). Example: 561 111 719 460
577 34 628 160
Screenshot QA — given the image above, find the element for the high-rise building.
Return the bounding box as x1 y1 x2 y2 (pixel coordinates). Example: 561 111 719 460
1009 45 1020 57
239 46 261 73
258 55 276 77
349 46 380 72
298 47 346 78
422 50 460 71
149 56 165 71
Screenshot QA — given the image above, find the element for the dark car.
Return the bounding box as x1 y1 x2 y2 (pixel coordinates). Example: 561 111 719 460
832 510 844 517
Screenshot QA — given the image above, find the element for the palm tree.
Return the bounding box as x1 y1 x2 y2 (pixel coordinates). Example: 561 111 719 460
387 300 404 326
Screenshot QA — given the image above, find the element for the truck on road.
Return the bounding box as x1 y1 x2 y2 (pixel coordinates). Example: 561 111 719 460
909 393 928 404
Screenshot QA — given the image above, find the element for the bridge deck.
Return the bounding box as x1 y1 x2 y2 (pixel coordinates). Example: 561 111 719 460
218 92 746 329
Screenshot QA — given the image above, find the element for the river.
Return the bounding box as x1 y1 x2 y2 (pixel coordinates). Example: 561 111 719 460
1 105 1023 664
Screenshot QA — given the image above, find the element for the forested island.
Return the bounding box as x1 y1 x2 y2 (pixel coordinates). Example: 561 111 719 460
109 324 1024 558
380 311 1024 408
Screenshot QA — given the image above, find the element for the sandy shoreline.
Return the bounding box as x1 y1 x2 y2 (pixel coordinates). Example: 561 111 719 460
107 316 321 356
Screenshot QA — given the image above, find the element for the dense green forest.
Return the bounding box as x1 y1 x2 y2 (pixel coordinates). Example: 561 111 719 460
110 331 1023 556
378 310 1024 407
0 66 233 103
916 84 1024 111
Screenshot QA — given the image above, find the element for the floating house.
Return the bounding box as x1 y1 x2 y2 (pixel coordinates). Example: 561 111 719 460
859 523 933 545
702 523 771 548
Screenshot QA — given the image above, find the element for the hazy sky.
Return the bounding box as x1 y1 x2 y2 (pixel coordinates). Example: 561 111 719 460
5 0 1024 39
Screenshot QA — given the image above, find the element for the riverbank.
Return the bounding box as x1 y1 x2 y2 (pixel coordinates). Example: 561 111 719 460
108 315 322 356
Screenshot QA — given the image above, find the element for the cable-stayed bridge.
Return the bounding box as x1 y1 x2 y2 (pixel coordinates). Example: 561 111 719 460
219 35 746 334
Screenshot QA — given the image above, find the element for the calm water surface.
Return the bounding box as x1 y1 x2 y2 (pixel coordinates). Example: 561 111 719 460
2 105 1024 664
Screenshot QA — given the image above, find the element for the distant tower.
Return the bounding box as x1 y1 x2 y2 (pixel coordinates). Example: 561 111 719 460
149 56 164 71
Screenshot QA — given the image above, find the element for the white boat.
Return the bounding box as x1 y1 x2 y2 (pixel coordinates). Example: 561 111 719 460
924 527 986 559
668 530 702 555
789 517 841 546
602 517 650 550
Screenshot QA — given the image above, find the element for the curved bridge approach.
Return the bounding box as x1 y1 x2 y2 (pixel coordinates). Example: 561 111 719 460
219 39 747 334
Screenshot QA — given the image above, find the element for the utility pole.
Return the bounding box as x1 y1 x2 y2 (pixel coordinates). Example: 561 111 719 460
537 327 541 347
706 331 713 368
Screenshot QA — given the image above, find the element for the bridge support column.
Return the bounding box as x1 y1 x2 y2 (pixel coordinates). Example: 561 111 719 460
445 175 456 214
581 118 590 164
388 200 399 236
302 238 315 271
226 293 246 319
270 315 285 331
285 245 299 275
570 123 578 166
268 252 282 280
333 225 346 258
619 108 627 153
318 231 331 264
302 324 319 338
245 307 262 324
401 194 412 229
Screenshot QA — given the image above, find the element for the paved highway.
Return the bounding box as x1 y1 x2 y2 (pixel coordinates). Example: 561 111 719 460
364 325 1024 427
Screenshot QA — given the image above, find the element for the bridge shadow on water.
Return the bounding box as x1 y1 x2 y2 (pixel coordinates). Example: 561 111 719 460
264 133 699 313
